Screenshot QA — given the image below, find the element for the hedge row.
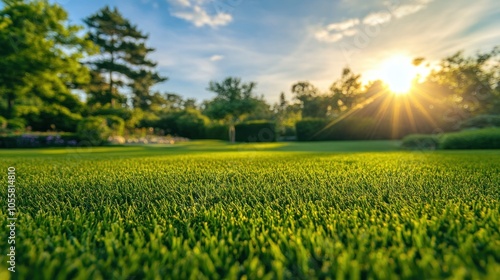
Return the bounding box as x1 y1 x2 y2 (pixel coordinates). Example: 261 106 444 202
235 121 277 142
440 128 500 149
295 118 378 141
140 111 276 142
402 128 500 150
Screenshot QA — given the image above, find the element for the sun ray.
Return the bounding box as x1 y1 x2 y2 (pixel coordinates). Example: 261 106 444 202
391 97 401 139
403 97 418 133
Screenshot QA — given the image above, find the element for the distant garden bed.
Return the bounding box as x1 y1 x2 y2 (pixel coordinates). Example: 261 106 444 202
0 133 83 148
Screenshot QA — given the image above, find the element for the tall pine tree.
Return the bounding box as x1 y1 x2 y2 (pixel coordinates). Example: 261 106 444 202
84 6 166 108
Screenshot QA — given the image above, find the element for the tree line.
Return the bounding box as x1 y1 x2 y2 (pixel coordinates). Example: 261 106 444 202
1 0 499 142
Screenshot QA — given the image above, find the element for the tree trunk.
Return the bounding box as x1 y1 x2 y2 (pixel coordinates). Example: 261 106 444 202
7 94 14 119
110 35 115 108
229 125 235 143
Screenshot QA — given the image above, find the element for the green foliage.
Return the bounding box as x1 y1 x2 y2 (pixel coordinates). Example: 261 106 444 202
92 106 142 130
152 110 210 139
0 116 6 129
27 104 82 132
205 123 229 140
401 134 440 150
0 0 95 117
295 118 326 141
424 47 500 123
1 145 499 278
84 6 166 108
204 77 259 123
295 118 378 141
440 128 500 149
6 118 25 130
291 82 327 118
103 115 125 136
460 114 500 129
77 116 111 145
235 121 277 142
175 109 210 139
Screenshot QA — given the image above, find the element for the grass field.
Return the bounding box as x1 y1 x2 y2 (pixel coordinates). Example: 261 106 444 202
1 141 499 279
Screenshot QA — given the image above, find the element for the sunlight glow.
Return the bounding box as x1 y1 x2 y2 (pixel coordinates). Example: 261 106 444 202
377 55 420 95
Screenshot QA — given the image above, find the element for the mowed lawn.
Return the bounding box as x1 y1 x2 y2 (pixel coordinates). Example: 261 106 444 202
1 141 499 279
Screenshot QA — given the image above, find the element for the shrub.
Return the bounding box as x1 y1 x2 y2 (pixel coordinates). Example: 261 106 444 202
103 115 125 136
152 110 210 139
7 118 26 131
206 123 229 140
175 109 210 139
77 117 111 145
440 128 500 149
18 105 82 132
92 107 143 129
0 116 6 129
235 121 277 142
460 114 500 129
295 119 326 141
401 134 440 150
296 118 380 141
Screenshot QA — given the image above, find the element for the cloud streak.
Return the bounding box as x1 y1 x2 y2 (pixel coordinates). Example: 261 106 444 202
167 0 232 27
316 0 435 43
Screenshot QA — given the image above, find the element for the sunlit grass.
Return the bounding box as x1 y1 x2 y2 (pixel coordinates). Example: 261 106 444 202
0 143 499 279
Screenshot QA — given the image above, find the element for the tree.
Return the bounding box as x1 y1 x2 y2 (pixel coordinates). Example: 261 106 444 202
129 69 167 110
423 46 500 128
273 92 301 137
0 0 95 119
329 67 364 113
84 6 166 108
291 81 330 118
203 77 259 142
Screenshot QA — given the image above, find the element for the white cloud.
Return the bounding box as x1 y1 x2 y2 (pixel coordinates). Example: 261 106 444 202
391 4 425 18
210 55 224 61
327 18 360 31
170 0 191 7
315 30 344 42
167 0 233 27
315 0 436 43
363 11 392 26
342 28 358 37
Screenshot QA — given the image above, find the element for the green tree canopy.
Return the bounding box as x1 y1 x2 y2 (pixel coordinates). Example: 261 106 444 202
0 0 95 118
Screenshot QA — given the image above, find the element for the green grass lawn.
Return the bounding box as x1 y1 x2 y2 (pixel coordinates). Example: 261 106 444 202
1 141 499 279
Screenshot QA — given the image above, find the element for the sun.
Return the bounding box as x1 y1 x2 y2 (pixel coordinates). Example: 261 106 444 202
377 55 419 95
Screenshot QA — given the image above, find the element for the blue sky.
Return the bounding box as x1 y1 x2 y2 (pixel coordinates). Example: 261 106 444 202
55 0 500 103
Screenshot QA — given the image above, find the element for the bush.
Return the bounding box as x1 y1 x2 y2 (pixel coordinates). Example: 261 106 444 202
440 128 500 149
235 121 277 142
77 117 111 145
460 115 500 129
0 116 6 129
205 123 229 141
295 118 379 141
175 109 210 139
151 110 210 139
102 115 125 136
401 134 440 150
7 118 26 131
18 105 82 132
92 107 142 130
206 123 229 140
295 119 326 141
